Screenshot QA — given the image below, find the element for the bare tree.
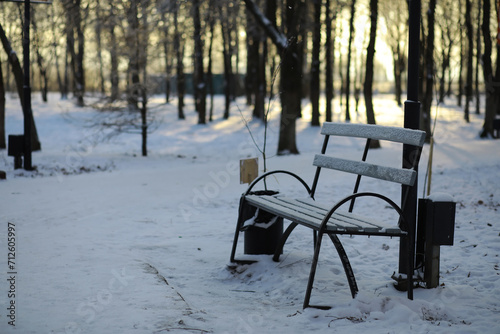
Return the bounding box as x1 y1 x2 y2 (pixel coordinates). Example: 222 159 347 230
243 0 301 155
124 0 152 156
324 0 335 123
107 1 120 101
31 15 50 102
345 0 356 122
220 1 234 119
49 3 67 100
206 0 216 120
474 0 481 114
479 0 500 137
158 0 173 104
193 0 207 124
435 0 458 104
94 0 106 95
457 0 464 106
62 0 86 107
363 0 380 148
173 0 185 119
0 22 41 151
421 0 436 140
382 0 407 107
310 0 321 126
464 0 474 122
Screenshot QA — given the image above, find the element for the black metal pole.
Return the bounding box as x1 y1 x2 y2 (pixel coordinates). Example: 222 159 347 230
23 0 33 170
398 0 421 287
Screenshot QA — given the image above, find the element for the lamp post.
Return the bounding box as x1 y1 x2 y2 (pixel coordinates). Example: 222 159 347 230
1 0 52 170
398 0 421 293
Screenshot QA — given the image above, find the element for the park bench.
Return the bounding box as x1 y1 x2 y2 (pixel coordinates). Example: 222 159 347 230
229 122 426 309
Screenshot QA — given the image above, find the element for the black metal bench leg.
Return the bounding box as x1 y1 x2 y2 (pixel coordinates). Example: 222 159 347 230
229 217 242 263
303 231 325 309
407 234 414 300
229 218 244 262
328 234 358 298
273 222 299 262
230 198 254 264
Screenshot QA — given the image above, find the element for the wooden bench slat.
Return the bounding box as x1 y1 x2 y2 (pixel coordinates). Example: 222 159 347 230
321 122 426 147
265 196 378 233
313 154 417 186
290 198 402 234
245 195 404 236
276 196 402 234
276 197 382 232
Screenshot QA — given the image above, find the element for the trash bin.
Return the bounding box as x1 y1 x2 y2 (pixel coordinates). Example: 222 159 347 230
239 191 283 255
8 135 24 169
417 193 456 288
419 193 456 246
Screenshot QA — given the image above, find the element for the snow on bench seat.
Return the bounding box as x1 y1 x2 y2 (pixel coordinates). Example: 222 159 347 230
245 195 404 236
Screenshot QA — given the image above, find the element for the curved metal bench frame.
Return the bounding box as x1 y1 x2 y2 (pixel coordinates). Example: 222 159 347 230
229 122 425 308
229 170 311 264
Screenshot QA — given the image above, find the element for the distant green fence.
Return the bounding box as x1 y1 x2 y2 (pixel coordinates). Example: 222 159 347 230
148 73 245 96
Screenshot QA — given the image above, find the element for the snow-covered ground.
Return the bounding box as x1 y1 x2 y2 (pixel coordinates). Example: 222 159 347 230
1 93 499 334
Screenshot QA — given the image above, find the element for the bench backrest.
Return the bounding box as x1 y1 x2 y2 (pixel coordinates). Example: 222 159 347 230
310 122 426 208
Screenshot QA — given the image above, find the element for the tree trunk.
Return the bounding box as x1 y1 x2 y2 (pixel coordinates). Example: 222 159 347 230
220 3 233 120
457 0 464 106
325 0 334 123
277 0 301 154
243 0 300 154
109 30 119 100
193 0 206 124
310 0 321 126
245 9 254 106
63 0 85 106
438 47 446 104
364 0 380 148
339 24 344 112
207 4 215 121
95 0 105 95
255 35 266 120
126 4 140 109
63 34 69 100
464 0 473 122
160 7 171 104
266 0 278 100
475 0 482 114
140 0 149 157
246 0 264 119
480 0 500 137
108 1 119 101
173 2 185 119
393 42 403 106
75 3 85 106
230 4 239 102
422 0 436 141
0 22 41 151
345 0 356 122
31 18 48 102
51 4 65 100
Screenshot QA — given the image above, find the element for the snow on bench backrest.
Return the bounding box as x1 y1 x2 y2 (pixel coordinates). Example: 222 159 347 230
313 155 417 186
321 122 426 147
312 122 424 186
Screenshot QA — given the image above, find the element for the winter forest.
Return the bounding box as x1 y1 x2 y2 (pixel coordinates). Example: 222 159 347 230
0 0 499 157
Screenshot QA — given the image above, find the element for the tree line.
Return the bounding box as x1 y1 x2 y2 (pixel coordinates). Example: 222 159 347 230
0 0 499 156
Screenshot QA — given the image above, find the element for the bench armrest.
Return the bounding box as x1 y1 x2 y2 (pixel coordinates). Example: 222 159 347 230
318 192 409 233
244 170 312 197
